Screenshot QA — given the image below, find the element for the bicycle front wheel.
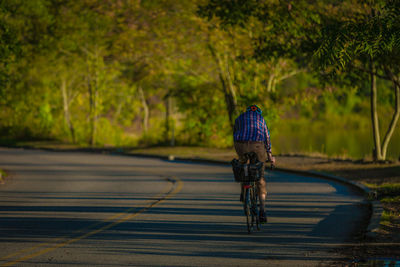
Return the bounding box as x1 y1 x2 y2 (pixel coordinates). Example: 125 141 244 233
243 188 252 233
251 187 260 231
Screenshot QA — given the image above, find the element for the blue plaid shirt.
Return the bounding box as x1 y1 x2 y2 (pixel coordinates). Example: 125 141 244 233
233 110 272 153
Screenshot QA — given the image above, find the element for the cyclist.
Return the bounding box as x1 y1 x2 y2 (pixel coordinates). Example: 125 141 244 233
233 104 275 223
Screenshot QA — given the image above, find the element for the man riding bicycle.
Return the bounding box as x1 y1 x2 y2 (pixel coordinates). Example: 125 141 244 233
233 104 275 223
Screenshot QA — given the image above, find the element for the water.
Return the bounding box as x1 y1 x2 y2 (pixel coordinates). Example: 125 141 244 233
271 118 400 160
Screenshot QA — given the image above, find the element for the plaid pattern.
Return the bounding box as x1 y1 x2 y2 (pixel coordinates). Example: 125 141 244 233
233 110 272 153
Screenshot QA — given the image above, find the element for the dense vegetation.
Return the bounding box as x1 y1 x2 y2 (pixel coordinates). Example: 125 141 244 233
1 0 399 160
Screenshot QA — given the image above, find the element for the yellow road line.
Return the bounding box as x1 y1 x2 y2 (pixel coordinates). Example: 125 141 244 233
0 176 172 262
1 176 183 266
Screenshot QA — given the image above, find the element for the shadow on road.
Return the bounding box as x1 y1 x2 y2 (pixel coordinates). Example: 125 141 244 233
0 148 369 265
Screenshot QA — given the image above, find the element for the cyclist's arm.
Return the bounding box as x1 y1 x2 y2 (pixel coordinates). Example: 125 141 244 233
263 120 275 165
264 122 272 155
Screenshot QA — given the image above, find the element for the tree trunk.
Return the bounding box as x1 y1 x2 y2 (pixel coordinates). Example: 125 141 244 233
207 43 237 130
165 95 175 146
88 76 97 146
267 73 275 92
83 46 101 147
138 86 149 133
381 68 400 159
370 58 383 161
61 78 76 143
165 95 170 142
224 53 238 114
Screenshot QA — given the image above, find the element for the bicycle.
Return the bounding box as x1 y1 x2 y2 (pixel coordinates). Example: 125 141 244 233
231 152 264 234
242 177 260 233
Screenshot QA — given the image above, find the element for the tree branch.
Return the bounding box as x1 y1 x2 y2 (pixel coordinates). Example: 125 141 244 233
385 67 400 88
350 62 391 81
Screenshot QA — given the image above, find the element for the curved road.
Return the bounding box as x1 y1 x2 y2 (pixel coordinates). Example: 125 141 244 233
0 148 367 266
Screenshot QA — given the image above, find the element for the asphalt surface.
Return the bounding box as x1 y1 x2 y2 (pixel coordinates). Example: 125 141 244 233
0 147 368 266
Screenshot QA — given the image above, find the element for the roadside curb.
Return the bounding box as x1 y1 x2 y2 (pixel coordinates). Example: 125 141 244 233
309 171 382 239
275 168 382 239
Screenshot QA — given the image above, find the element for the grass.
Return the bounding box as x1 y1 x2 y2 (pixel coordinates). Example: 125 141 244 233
14 140 87 150
0 169 6 184
381 211 399 224
381 196 400 203
362 183 400 227
128 146 236 161
363 182 400 200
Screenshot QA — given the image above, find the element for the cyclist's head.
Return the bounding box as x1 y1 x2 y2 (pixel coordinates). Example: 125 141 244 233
246 104 262 115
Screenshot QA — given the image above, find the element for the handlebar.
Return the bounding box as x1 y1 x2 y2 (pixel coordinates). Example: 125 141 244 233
265 159 275 170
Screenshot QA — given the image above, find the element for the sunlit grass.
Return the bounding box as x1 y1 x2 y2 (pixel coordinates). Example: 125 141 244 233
363 183 400 198
381 210 400 225
0 169 6 183
16 141 85 150
127 146 236 161
381 196 400 203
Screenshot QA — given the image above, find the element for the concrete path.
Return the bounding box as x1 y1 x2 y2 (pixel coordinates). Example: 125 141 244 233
0 148 368 266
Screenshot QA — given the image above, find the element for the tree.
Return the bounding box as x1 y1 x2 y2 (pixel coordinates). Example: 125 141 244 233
315 0 400 160
0 2 20 96
0 0 58 139
198 1 307 129
199 0 400 160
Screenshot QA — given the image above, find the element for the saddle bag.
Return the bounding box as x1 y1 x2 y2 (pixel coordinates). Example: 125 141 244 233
248 160 263 181
231 158 263 182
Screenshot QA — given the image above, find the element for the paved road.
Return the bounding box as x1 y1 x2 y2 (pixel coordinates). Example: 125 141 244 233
0 148 368 266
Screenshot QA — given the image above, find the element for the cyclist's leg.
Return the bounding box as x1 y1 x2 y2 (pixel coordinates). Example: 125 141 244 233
234 142 249 164
257 178 267 209
256 177 267 222
234 142 250 201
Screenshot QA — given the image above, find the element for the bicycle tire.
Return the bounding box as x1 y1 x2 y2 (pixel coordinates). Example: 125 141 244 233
243 188 252 233
253 187 260 231
250 186 259 231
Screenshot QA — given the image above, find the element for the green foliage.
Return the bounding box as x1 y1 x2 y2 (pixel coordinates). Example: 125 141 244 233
320 87 362 117
0 0 399 160
375 183 400 198
198 0 259 28
381 210 399 225
200 0 400 160
172 73 232 147
314 0 400 71
0 4 19 89
381 196 400 203
38 102 54 133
